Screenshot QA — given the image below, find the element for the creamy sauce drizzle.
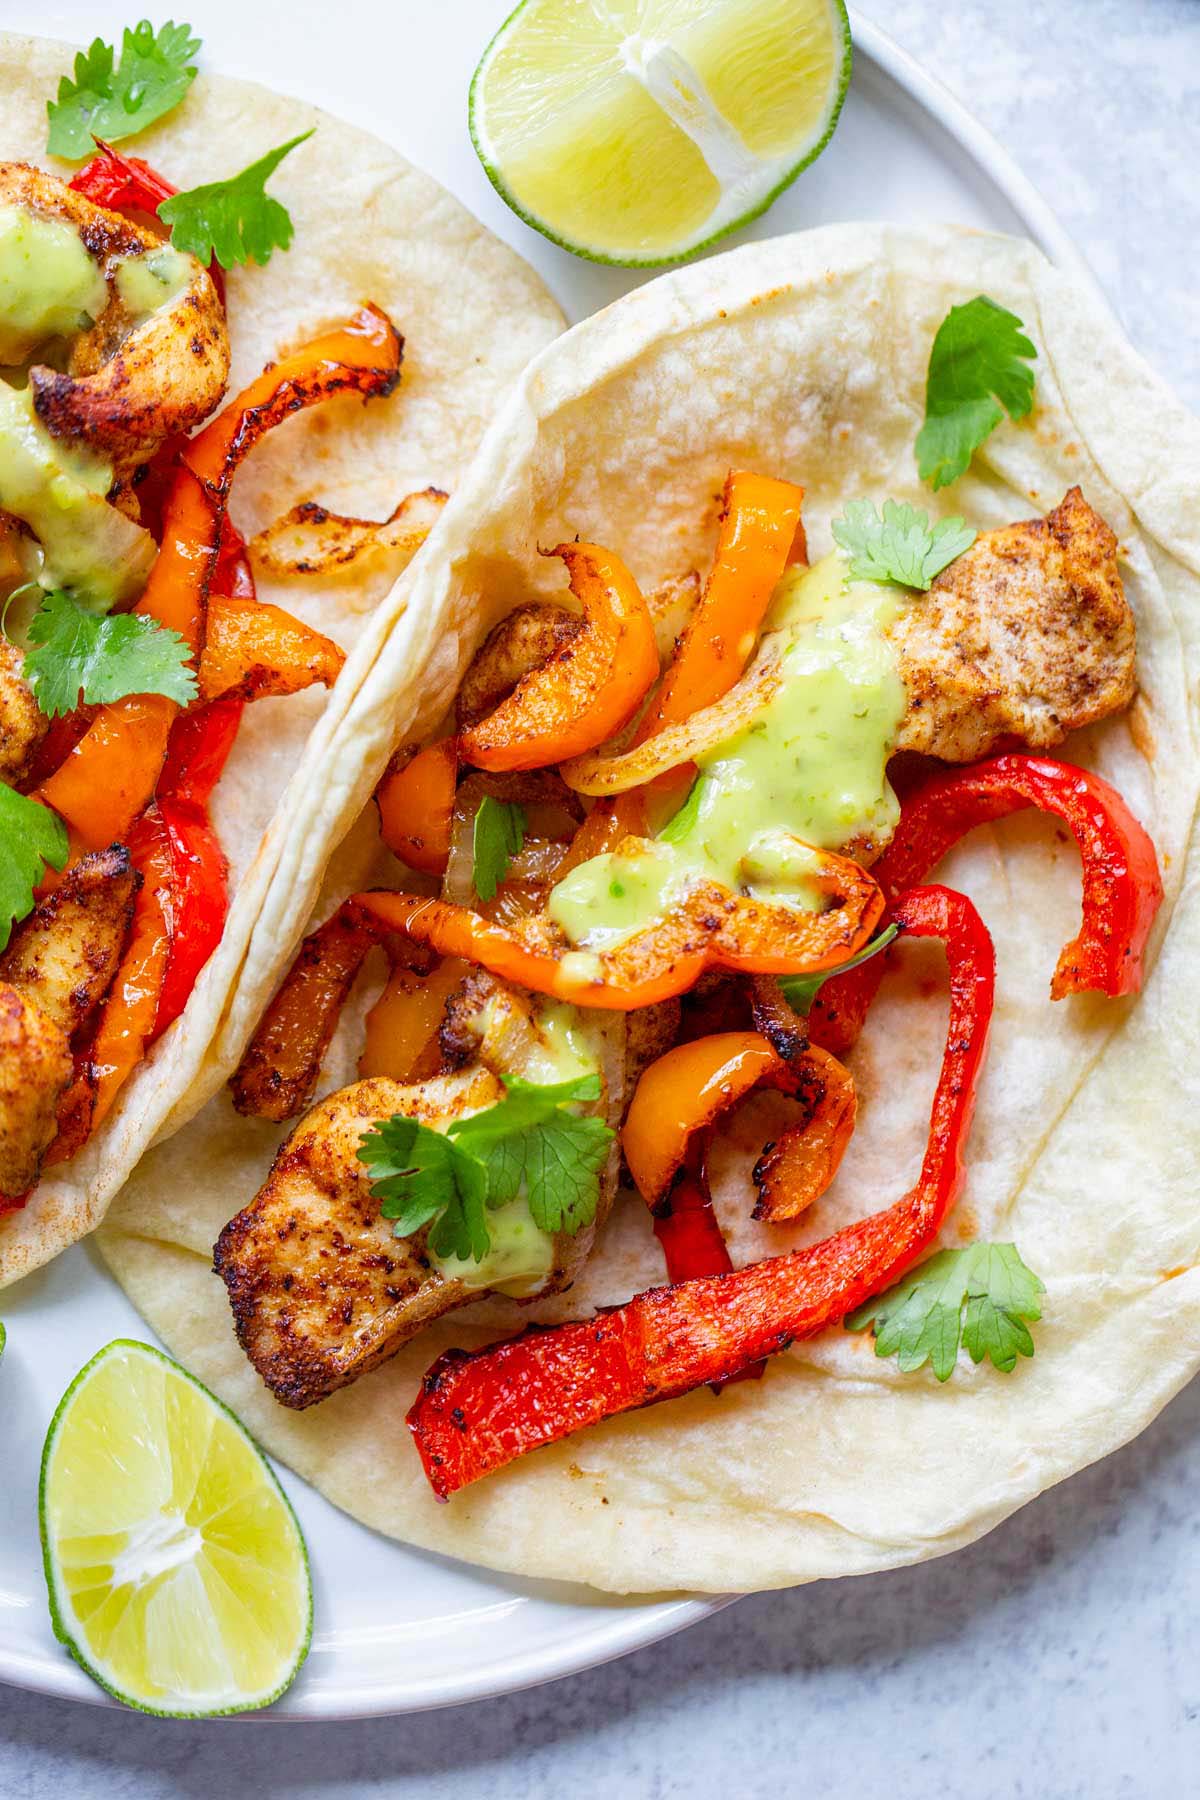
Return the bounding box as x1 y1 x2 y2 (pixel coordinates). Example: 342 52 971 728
549 554 907 949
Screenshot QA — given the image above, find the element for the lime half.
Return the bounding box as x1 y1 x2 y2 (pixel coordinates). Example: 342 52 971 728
40 1340 311 1717
470 0 852 265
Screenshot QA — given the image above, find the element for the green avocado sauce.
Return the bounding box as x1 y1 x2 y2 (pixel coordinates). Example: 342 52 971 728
0 206 108 367
0 206 168 609
548 553 907 950
114 245 190 323
0 382 154 607
429 1000 601 1295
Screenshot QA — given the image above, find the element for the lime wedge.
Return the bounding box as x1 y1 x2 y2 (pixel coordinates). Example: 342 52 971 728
470 0 852 265
39 1340 311 1717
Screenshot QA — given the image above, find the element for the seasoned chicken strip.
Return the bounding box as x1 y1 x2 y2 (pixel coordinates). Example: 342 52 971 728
215 1071 505 1408
889 487 1134 762
216 982 622 1408
0 845 138 1037
0 984 72 1198
0 846 137 1196
0 634 47 786
1 162 229 471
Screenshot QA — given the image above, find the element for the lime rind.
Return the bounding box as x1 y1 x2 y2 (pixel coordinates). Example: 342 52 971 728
469 0 853 268
39 1338 312 1718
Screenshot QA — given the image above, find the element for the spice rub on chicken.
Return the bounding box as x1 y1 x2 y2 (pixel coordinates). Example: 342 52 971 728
0 161 229 473
0 634 46 785
889 487 1134 763
217 977 620 1409
0 847 138 1197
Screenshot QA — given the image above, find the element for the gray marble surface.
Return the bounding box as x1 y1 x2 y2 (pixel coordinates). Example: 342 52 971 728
2 1 1198 1793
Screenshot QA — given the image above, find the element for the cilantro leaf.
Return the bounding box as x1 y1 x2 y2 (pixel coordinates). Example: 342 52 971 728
23 589 197 718
358 1071 613 1263
157 131 313 269
915 296 1037 491
780 922 898 1015
0 785 68 952
357 1114 490 1262
47 20 201 160
846 1242 1045 1380
452 1074 610 1235
472 795 526 902
659 775 708 844
831 500 975 590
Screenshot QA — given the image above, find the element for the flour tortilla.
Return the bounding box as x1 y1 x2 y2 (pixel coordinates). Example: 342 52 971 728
100 222 1200 1595
0 32 564 1284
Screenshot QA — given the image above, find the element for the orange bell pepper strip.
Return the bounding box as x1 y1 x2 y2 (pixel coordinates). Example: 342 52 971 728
38 311 400 847
348 847 884 1011
376 739 459 875
36 467 216 847
230 907 379 1121
184 303 403 499
198 594 345 704
457 544 659 773
808 753 1164 1057
87 811 174 1132
615 470 804 835
641 472 805 739
407 885 995 1496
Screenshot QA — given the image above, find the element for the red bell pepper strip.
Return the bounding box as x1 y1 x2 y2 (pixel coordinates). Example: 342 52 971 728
809 753 1162 1056
407 884 995 1496
159 698 243 811
150 795 229 1040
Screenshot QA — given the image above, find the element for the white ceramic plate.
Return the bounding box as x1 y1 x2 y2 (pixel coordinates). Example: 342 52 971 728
0 2 1092 1719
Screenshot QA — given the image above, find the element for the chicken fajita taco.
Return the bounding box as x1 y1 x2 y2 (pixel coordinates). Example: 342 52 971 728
0 29 563 1283
99 221 1200 1595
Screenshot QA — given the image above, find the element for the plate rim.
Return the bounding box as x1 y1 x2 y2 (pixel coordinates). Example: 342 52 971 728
0 7 1095 1723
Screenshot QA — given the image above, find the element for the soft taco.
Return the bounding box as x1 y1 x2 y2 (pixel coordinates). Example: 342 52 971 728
0 29 563 1283
100 221 1200 1595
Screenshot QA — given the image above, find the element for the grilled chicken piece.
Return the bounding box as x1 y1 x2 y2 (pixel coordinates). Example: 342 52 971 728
0 635 47 786
0 846 138 1197
0 985 72 1197
1 162 229 473
217 980 622 1407
889 488 1134 762
456 601 581 732
0 845 139 1037
215 1070 506 1408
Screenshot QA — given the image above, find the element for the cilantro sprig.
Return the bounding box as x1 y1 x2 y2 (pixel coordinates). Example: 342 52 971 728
22 590 196 718
846 1242 1045 1380
0 785 68 952
832 501 975 591
157 131 313 269
915 296 1037 491
780 923 898 1016
47 20 201 160
473 795 526 902
358 1073 614 1263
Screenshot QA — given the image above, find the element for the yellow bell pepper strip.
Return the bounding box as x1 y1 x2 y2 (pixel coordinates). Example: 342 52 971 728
457 544 659 773
358 956 469 1084
347 846 884 1011
406 884 995 1496
623 1029 856 1289
809 753 1163 1056
375 739 459 875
